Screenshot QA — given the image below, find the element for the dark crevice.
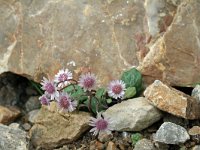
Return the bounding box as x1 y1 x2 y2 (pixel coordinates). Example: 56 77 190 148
172 86 193 96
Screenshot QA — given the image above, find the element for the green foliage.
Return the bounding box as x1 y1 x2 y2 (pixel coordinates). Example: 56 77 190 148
29 80 43 95
124 87 136 99
84 88 107 114
64 85 87 103
121 68 142 95
131 133 143 146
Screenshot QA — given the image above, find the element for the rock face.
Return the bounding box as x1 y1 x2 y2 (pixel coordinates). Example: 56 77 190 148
0 105 20 124
0 124 29 150
154 122 190 144
144 80 200 119
103 97 162 131
0 0 146 86
29 103 91 149
138 0 200 87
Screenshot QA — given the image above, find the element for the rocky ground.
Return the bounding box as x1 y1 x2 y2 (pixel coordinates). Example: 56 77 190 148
0 72 200 150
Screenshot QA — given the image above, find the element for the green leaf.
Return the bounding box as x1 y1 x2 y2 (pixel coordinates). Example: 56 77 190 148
106 99 112 104
64 85 87 103
95 88 106 99
124 87 136 99
131 133 143 146
121 68 142 93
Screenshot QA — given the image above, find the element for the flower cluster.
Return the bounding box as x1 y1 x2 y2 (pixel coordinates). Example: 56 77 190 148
39 68 127 135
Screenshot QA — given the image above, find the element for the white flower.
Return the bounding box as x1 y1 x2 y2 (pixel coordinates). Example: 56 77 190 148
57 92 77 112
78 73 97 91
108 80 126 99
54 69 73 88
89 112 113 136
41 77 59 100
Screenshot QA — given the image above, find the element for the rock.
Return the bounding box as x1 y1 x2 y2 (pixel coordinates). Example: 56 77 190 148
106 141 117 150
0 105 20 124
29 103 91 149
154 122 190 144
0 124 29 150
192 85 200 101
27 109 39 123
0 0 147 86
144 80 200 119
25 96 41 112
192 145 200 150
98 131 113 143
138 0 200 87
103 97 162 131
22 123 32 131
134 139 157 150
189 126 200 136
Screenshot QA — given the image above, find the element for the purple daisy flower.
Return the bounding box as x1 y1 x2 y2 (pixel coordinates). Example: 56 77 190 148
78 73 97 91
57 92 77 112
54 69 73 88
39 94 50 106
89 112 113 136
108 80 126 99
41 77 59 100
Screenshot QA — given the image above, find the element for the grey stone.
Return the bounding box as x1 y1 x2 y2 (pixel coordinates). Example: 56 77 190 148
154 122 190 144
0 124 29 150
25 96 41 112
103 97 163 131
28 109 40 123
192 85 200 101
134 139 157 150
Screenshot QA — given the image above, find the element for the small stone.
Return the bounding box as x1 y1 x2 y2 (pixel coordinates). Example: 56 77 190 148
144 80 200 119
0 124 29 150
192 145 200 150
192 85 200 101
154 122 190 144
0 105 21 124
95 141 105 150
28 109 39 123
22 123 31 131
9 123 20 129
25 96 41 112
29 103 91 149
98 132 113 143
106 141 117 150
189 126 200 136
134 139 157 150
103 97 162 131
154 142 169 150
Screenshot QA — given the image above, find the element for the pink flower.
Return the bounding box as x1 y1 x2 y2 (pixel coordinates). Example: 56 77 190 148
57 92 77 112
41 77 59 100
89 112 113 136
39 94 50 106
108 80 126 99
54 69 73 88
78 73 97 91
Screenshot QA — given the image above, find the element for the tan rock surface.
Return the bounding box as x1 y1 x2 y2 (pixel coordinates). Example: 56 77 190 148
0 105 20 124
29 102 91 149
144 80 200 119
0 0 146 86
138 0 200 87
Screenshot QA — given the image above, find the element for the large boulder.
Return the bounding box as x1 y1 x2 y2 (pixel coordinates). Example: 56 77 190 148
144 80 200 119
138 0 200 87
0 0 146 86
29 102 91 149
103 97 162 131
